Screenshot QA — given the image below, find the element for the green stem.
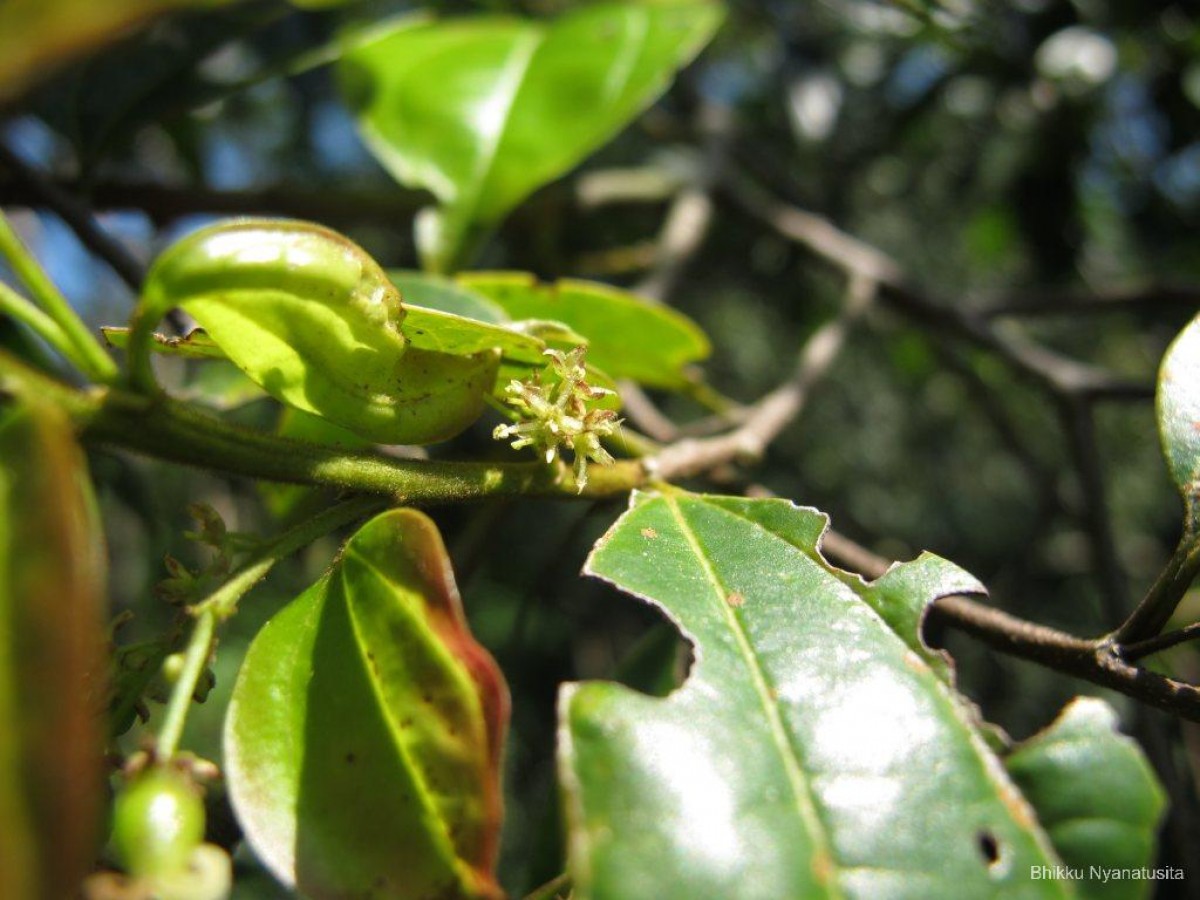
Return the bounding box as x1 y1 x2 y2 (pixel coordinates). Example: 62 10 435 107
521 873 571 900
156 609 215 760
155 496 385 759
0 349 647 501
0 281 80 363
1113 535 1200 645
0 210 119 383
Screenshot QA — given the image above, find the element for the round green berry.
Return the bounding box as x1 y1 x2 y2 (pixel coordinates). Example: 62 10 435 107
111 767 205 878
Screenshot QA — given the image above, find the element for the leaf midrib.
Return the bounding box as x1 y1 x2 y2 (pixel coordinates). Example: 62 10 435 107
337 548 482 891
664 493 843 898
458 26 543 228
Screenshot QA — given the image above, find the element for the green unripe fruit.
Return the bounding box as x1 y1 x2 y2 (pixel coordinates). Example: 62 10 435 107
111 767 206 879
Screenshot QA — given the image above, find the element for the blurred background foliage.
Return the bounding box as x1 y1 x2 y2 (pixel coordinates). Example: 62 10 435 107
3 0 1200 895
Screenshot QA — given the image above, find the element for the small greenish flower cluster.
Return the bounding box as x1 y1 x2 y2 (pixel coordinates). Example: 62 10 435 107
494 346 621 490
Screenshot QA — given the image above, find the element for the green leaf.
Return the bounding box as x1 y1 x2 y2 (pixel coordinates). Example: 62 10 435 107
562 490 1079 898
1005 698 1165 900
1157 313 1200 535
403 305 547 365
133 219 499 444
0 399 106 900
461 273 709 388
339 1 724 271
0 0 233 104
389 271 623 406
225 509 508 899
390 270 510 323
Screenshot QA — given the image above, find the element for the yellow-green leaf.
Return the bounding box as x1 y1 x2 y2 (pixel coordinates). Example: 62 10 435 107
132 219 498 444
462 272 710 388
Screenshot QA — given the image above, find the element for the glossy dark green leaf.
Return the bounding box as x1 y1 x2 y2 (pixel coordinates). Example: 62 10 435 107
338 2 724 270
0 399 106 900
225 509 508 899
1005 698 1165 900
562 490 1084 898
461 273 709 388
1157 313 1200 535
133 219 499 444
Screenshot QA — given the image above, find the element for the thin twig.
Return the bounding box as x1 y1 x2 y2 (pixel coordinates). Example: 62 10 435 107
1115 536 1200 646
1122 622 1200 663
652 271 876 480
818 527 1200 722
720 169 1153 402
635 103 733 302
0 172 427 230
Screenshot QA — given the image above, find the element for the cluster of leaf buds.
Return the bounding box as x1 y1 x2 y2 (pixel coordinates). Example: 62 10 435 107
493 346 621 490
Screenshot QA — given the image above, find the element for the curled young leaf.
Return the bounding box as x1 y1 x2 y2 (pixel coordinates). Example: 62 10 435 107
0 398 106 900
225 509 507 899
131 219 498 444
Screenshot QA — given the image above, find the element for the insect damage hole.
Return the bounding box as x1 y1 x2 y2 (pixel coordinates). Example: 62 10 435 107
977 830 1001 868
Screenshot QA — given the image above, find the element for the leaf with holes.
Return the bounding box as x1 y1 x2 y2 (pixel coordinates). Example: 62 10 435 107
560 490 1154 898
338 1 723 271
224 509 507 899
1004 698 1164 900
0 398 106 900
1158 313 1200 535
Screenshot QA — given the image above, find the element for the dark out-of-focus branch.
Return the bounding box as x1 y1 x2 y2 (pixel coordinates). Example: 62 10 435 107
982 284 1200 319
0 143 147 291
719 169 1154 403
0 172 428 231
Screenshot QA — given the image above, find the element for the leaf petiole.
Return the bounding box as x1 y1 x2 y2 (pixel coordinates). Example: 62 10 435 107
154 495 385 760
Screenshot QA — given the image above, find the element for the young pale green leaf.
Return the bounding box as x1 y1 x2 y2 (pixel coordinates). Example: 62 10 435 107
0 400 106 900
562 491 1092 899
338 2 724 271
402 305 547 365
389 270 510 323
1157 313 1200 535
461 273 710 389
225 509 508 900
1004 698 1165 900
133 219 499 444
